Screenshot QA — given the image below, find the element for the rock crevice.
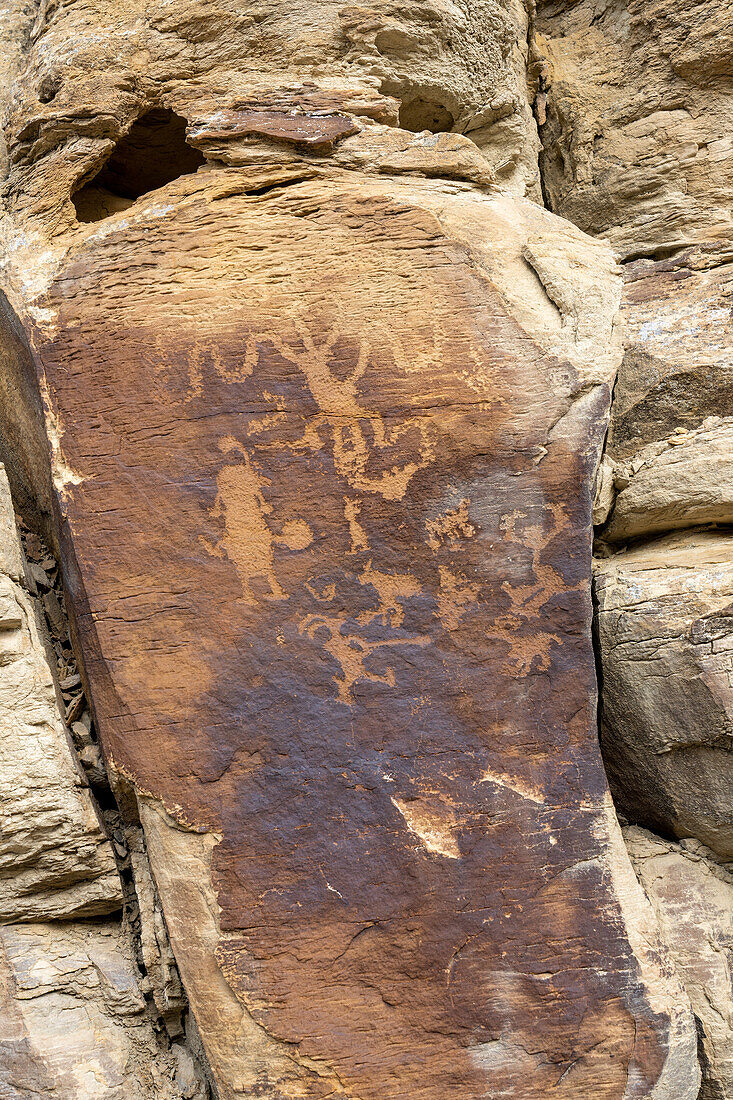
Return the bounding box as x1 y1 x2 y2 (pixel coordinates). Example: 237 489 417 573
0 469 211 1098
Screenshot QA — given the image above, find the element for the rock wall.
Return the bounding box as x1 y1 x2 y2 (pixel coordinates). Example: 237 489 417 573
534 3 732 1095
534 0 733 260
0 0 728 1097
625 827 733 1100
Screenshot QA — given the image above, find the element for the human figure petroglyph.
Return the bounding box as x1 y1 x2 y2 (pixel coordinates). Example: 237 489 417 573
436 565 481 631
344 498 369 554
203 436 312 604
153 336 259 403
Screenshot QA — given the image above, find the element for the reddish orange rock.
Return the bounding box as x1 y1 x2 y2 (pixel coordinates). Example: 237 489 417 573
0 2 703 1092
188 109 360 149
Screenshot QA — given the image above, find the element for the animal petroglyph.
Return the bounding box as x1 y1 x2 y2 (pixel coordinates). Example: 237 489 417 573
436 566 481 631
298 612 428 704
300 561 428 704
426 499 476 550
358 560 423 628
153 336 259 402
491 506 572 676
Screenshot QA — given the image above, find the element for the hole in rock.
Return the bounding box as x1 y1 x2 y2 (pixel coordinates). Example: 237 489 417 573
399 95 455 134
73 108 205 223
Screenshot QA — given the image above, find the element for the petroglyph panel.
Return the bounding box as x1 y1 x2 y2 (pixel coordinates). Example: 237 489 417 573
15 175 695 1097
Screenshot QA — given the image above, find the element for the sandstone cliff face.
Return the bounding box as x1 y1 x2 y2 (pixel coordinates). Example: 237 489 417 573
0 0 728 1096
536 0 731 833
4 159 698 1098
535 0 733 260
595 532 733 860
625 827 733 1100
534 5 733 1095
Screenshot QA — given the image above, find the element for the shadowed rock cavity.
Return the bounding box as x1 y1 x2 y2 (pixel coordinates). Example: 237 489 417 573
398 94 456 133
73 109 206 223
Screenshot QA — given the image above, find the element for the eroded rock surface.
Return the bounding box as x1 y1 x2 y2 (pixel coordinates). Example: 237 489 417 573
595 530 733 860
0 464 191 1096
625 826 733 1100
535 0 733 260
0 463 121 921
0 921 183 1100
1 0 541 249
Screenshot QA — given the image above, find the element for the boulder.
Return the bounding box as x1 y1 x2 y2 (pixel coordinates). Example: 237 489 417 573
603 417 733 543
608 247 733 464
0 920 184 1099
1 161 701 1100
625 826 733 1099
595 529 733 859
598 245 733 542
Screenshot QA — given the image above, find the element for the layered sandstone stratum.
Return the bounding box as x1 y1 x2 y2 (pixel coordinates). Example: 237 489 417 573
0 1 729 1097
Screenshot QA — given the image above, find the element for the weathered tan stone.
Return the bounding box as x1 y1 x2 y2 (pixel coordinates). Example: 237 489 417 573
535 0 733 887
127 823 188 1037
603 417 733 543
624 826 733 1100
595 530 733 860
0 463 24 581
535 0 733 260
597 245 733 545
137 796 301 1100
0 465 122 922
0 0 540 259
607 247 733 465
0 920 183 1099
0 466 195 1096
